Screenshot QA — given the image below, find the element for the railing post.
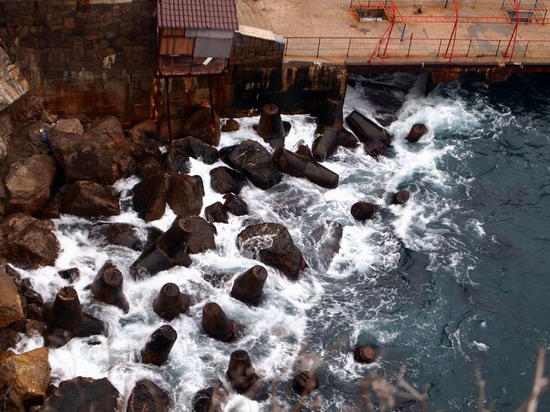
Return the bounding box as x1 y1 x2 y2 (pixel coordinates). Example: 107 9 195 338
466 39 472 57
317 37 321 58
285 37 289 56
347 38 352 57
437 39 443 57
524 40 529 57
407 33 413 57
495 40 501 56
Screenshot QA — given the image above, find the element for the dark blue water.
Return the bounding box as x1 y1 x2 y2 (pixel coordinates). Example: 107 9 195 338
308 73 550 411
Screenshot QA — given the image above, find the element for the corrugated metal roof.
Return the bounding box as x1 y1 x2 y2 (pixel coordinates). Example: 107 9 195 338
158 0 238 31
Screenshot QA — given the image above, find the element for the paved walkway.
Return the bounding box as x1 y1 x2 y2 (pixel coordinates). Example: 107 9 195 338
236 0 550 65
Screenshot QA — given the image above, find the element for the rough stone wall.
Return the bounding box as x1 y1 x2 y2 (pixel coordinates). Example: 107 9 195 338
0 0 156 125
0 46 28 112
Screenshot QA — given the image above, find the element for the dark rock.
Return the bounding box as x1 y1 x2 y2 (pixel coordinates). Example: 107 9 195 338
158 117 183 143
221 118 240 132
0 266 24 328
55 119 84 135
392 189 411 205
255 103 286 148
48 131 116 184
176 136 219 165
292 371 319 396
272 148 339 189
41 376 119 412
209 166 247 195
295 144 314 161
312 98 344 162
353 346 377 364
181 106 221 147
61 181 120 218
132 174 169 222
130 218 193 280
129 119 158 141
83 116 125 142
226 350 261 395
43 286 108 348
406 123 428 143
131 138 161 162
140 325 177 366
0 327 20 351
90 261 129 313
89 223 142 251
338 128 359 148
153 282 191 321
0 214 60 269
165 141 191 175
19 277 43 307
5 154 57 216
39 193 62 219
230 265 267 306
126 379 170 412
57 268 80 283
223 193 248 216
137 157 164 178
205 202 228 223
219 140 282 190
192 380 227 412
351 201 376 221
167 175 203 217
237 223 306 280
185 216 216 254
201 302 237 342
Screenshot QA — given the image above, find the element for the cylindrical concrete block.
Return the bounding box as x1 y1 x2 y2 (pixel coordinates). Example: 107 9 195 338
351 201 376 221
140 325 177 366
230 265 267 306
153 282 191 321
272 148 339 189
406 123 428 143
201 302 236 342
353 346 377 364
226 350 257 394
91 261 129 313
256 103 285 148
51 287 83 329
392 189 411 205
292 371 319 396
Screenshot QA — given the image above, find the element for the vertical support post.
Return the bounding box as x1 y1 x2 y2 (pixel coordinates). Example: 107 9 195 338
317 37 321 57
347 38 352 57
164 77 172 144
495 40 501 56
401 23 407 41
524 40 529 57
437 39 443 57
444 0 459 62
503 0 520 61
407 33 413 57
466 39 472 57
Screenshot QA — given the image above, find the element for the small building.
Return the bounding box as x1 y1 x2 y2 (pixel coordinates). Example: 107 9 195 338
157 0 239 77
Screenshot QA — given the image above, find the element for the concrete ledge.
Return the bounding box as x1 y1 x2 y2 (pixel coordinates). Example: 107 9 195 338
238 25 284 44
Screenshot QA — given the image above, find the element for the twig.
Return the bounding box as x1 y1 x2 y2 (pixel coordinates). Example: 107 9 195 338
517 347 550 412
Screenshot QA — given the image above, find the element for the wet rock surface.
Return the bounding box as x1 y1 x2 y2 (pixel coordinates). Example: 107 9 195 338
61 181 120 218
41 376 119 411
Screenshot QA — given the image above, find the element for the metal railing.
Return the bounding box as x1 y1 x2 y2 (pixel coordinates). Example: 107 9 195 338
284 36 550 63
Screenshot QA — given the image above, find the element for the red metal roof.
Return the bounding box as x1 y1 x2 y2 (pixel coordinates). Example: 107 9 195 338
158 0 238 31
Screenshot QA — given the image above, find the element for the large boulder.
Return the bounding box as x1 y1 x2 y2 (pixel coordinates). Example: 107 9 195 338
406 123 428 143
129 119 158 141
82 115 124 142
89 222 143 251
181 106 221 147
54 118 84 135
0 214 60 269
219 140 282 190
237 223 306 280
126 379 170 412
177 136 219 165
61 181 120 218
0 266 24 327
48 131 116 184
5 155 57 216
185 216 216 254
0 347 51 403
209 166 247 195
165 140 191 175
42 376 119 411
132 174 169 222
167 175 203 217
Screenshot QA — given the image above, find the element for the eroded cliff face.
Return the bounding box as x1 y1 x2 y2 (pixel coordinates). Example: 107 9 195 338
0 45 28 112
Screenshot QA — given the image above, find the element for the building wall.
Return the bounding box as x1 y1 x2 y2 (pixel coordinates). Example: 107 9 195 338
0 0 157 125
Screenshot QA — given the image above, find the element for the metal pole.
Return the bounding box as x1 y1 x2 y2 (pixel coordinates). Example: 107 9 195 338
407 33 413 57
466 39 472 57
437 39 443 57
524 40 529 57
317 37 321 57
401 24 407 41
164 77 172 144
347 38 352 57
495 40 501 56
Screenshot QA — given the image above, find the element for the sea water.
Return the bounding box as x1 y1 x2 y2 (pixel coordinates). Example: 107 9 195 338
14 73 550 411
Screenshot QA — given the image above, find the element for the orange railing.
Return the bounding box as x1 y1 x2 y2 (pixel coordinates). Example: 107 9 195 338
284 36 550 63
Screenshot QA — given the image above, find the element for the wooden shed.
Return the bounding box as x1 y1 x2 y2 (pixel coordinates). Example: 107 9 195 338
157 0 238 76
